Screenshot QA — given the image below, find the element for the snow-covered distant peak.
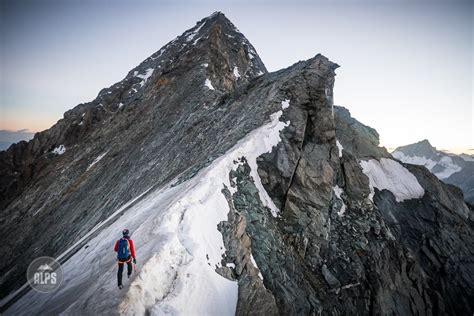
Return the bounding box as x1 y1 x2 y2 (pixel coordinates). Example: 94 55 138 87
392 151 437 171
460 153 474 162
392 146 463 180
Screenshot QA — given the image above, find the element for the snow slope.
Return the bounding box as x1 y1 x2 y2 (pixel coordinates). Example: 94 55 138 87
6 103 289 316
360 158 425 202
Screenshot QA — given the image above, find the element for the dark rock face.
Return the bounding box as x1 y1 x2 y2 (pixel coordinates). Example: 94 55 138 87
333 105 390 159
2 11 474 316
218 175 279 316
444 162 474 204
375 165 474 315
241 95 474 314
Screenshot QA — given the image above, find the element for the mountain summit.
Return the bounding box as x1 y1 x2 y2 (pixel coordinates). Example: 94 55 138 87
1 12 474 316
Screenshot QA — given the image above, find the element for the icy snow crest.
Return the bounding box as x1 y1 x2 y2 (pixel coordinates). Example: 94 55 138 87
360 158 425 202
7 103 290 315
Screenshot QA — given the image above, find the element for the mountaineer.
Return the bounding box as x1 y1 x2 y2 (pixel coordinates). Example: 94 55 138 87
114 229 136 289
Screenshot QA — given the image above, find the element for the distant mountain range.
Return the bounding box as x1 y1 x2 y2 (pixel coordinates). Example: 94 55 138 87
0 130 34 151
392 139 474 204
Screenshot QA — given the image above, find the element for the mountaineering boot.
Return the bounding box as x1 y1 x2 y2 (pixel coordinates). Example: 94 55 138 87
118 285 123 289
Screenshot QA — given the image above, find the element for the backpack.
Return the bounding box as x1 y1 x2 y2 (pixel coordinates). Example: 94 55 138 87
117 238 130 260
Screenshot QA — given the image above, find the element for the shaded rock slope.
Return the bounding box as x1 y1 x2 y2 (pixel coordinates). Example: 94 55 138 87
1 12 473 316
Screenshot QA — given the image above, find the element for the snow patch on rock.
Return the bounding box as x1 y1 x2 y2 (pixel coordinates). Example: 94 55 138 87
250 254 264 280
185 21 206 42
52 145 66 155
336 140 343 158
135 68 154 87
333 185 347 216
204 78 215 90
87 152 108 171
360 158 425 202
233 66 241 79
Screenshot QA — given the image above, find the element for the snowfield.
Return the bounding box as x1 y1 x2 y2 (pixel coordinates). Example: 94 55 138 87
6 102 290 316
360 158 425 202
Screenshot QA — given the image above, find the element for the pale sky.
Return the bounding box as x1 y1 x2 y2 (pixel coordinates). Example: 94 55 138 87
0 0 472 152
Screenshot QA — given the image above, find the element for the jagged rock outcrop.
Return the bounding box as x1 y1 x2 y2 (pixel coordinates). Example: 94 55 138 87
1 12 473 316
333 106 391 159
